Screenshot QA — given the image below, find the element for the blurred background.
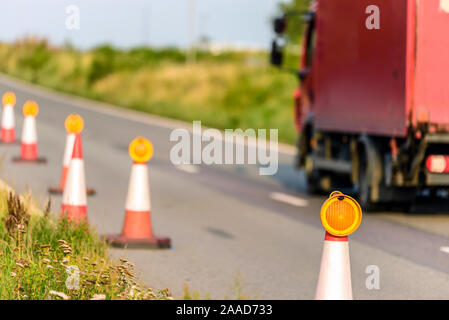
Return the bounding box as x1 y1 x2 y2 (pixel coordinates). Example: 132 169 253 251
1 0 449 300
0 0 309 145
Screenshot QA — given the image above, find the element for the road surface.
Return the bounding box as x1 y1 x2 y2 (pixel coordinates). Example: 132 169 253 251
0 74 449 299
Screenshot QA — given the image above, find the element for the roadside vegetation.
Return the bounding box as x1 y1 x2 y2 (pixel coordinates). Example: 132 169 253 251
0 188 171 300
0 38 298 144
182 271 255 300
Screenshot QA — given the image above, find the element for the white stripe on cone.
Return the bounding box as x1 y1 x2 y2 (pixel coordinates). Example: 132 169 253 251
21 116 37 144
2 104 15 129
315 239 353 300
62 158 87 206
125 163 151 211
62 133 76 167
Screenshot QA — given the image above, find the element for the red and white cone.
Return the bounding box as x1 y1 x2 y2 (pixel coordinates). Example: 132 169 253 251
1 92 17 143
13 101 46 163
48 114 95 195
315 232 353 300
315 191 362 300
48 133 75 194
105 137 171 249
60 133 75 190
61 133 88 223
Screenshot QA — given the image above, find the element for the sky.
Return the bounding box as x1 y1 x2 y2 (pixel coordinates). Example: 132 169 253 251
0 0 287 50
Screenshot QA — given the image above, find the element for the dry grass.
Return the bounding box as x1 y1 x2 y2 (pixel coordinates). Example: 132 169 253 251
0 190 172 300
0 38 297 144
182 271 255 300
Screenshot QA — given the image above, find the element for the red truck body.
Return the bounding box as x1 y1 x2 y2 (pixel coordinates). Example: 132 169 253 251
312 0 449 137
270 0 449 206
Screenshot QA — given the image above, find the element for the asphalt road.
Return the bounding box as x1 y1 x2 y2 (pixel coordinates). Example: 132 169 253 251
0 74 449 299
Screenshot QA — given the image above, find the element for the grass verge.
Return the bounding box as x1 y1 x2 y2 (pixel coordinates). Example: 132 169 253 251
0 37 298 144
0 188 171 300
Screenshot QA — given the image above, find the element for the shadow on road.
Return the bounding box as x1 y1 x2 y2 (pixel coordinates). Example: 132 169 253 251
270 162 449 216
269 163 307 194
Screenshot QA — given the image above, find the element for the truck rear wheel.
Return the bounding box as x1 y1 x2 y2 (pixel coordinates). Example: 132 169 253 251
356 138 416 212
356 141 382 211
357 151 377 211
305 156 331 194
307 169 330 194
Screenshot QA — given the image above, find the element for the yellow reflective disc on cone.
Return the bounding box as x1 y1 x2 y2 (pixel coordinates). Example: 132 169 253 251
65 114 84 134
129 137 153 163
320 191 362 237
2 92 16 106
23 101 39 116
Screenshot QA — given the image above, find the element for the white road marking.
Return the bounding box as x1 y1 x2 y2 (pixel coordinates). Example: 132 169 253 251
270 192 309 207
0 73 297 155
175 164 200 174
439 246 449 254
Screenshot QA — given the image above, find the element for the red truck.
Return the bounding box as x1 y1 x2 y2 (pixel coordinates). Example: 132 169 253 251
271 0 449 209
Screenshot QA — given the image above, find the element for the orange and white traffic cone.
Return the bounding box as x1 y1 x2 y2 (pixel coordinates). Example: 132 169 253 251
48 133 75 194
48 114 95 195
315 191 362 300
1 92 17 143
105 136 171 249
61 133 88 223
13 101 46 163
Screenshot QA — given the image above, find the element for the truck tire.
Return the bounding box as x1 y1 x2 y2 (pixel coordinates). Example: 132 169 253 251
356 138 382 211
357 150 376 211
305 156 331 195
358 143 417 212
307 168 325 194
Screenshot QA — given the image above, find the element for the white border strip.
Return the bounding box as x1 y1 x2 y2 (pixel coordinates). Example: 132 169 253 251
439 246 449 254
175 164 200 174
270 192 309 207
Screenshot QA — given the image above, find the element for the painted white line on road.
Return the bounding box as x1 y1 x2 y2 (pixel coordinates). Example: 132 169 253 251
175 164 200 174
439 246 449 254
270 192 309 207
0 73 297 156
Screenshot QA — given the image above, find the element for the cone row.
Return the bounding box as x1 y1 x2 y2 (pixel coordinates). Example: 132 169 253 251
1 92 171 251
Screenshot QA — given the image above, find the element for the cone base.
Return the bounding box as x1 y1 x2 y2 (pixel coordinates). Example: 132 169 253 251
12 157 47 164
12 157 47 163
48 186 64 194
103 234 171 249
48 186 96 196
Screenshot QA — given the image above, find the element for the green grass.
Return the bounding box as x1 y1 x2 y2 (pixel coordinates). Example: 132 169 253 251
0 190 171 300
0 38 298 144
181 271 257 300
